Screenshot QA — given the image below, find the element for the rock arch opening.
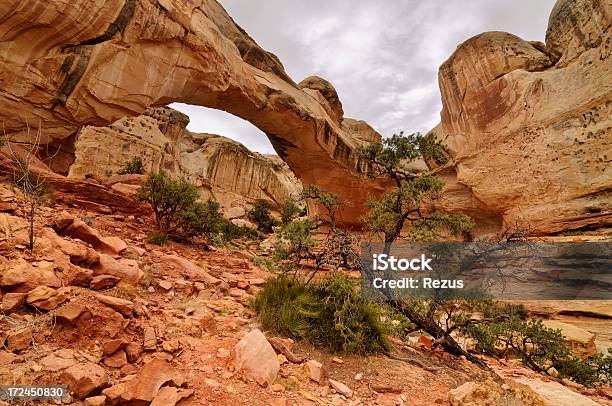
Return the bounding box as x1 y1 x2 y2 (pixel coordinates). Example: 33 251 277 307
171 103 275 155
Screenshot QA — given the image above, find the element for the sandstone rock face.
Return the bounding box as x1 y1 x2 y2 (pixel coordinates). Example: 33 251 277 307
0 0 383 226
430 0 611 235
514 378 599 406
68 107 302 215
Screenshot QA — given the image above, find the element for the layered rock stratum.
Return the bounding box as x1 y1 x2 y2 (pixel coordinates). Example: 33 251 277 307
0 0 609 235
68 107 302 215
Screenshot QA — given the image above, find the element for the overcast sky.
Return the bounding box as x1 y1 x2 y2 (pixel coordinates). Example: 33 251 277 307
173 0 556 154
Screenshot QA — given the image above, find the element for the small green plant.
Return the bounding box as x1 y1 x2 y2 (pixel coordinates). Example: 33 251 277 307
118 156 145 175
253 274 388 354
248 199 278 232
147 231 168 245
176 199 225 238
219 221 259 242
80 215 95 226
280 197 301 224
278 219 316 266
138 171 224 240
253 256 276 273
466 316 612 386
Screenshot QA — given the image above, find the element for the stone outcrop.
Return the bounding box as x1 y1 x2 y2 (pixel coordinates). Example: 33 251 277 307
430 0 611 235
0 0 384 226
67 107 302 214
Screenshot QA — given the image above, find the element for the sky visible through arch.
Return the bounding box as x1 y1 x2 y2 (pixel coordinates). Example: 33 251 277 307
172 0 556 155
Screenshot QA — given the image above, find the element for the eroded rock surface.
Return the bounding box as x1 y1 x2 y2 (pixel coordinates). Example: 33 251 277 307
430 0 611 235
68 107 303 214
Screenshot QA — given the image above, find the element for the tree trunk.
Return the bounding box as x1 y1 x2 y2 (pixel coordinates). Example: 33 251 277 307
392 300 487 367
383 239 393 255
28 199 35 250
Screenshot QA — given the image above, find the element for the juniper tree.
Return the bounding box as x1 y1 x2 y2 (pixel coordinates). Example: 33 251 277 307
358 132 482 364
359 132 474 254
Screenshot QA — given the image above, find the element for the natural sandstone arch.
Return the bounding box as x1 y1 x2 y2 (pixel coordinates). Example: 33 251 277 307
0 0 389 226
0 0 609 235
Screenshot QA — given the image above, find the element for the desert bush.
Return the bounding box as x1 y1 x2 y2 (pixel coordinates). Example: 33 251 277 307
147 231 169 245
280 197 301 224
556 349 612 387
466 315 612 386
248 199 278 232
219 221 259 242
277 219 316 265
138 171 198 231
118 156 145 175
253 274 388 354
176 199 225 238
139 171 226 240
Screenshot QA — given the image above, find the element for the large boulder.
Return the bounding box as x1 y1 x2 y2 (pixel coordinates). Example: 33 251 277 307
52 212 127 255
1 292 26 314
449 378 546 406
60 362 109 399
93 254 143 285
232 329 280 387
94 294 134 317
26 286 69 311
514 378 600 406
542 320 597 357
0 260 61 293
118 358 185 404
160 255 220 286
298 76 344 124
42 228 100 267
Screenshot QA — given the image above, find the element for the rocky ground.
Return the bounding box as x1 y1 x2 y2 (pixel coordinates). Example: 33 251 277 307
1 180 611 406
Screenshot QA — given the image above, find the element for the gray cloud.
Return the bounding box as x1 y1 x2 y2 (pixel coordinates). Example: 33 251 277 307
173 0 557 154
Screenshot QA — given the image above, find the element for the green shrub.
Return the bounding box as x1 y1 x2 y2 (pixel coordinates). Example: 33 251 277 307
138 171 226 240
280 197 301 225
480 301 527 320
466 316 612 386
556 349 612 387
219 221 259 242
118 156 145 175
147 231 168 245
253 256 276 273
176 199 225 238
248 199 278 232
277 219 316 264
253 274 388 354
